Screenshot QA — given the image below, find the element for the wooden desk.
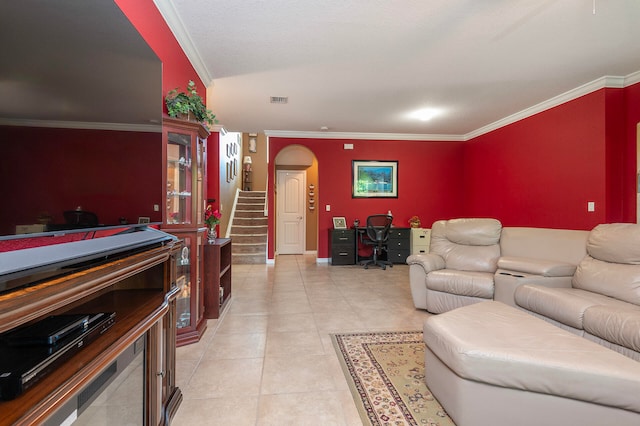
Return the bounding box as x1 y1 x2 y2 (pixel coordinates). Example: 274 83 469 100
354 227 411 265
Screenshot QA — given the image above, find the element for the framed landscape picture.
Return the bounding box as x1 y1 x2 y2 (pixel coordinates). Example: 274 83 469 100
352 160 398 198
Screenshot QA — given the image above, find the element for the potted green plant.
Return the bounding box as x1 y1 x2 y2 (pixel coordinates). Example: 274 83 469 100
165 80 217 129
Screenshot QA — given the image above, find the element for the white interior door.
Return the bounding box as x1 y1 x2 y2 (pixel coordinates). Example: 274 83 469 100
277 170 306 254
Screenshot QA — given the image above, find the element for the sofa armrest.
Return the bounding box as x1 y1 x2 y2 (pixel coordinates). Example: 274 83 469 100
497 256 577 277
406 253 445 273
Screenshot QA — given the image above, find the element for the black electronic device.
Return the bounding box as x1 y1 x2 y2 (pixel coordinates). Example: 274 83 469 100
1 314 91 346
0 312 116 400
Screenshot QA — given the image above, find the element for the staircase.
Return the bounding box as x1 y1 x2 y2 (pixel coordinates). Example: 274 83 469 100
230 191 267 264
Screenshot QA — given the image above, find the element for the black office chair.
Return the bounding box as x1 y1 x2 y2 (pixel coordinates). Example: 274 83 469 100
360 214 393 270
63 210 99 227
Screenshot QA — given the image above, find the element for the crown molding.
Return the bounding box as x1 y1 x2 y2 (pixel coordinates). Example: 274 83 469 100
153 0 212 85
210 124 224 132
464 74 633 140
266 72 639 142
625 70 640 86
264 130 465 141
0 118 162 133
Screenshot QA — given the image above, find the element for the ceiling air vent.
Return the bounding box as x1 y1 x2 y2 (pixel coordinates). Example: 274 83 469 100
270 96 288 104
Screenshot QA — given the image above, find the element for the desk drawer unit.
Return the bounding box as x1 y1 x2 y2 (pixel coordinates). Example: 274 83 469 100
410 228 431 255
331 229 355 265
387 228 411 264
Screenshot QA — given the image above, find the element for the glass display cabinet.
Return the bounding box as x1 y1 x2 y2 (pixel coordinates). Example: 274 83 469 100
166 131 193 225
162 117 209 346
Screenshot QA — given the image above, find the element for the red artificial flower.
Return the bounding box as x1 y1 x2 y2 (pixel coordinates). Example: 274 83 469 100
204 205 221 227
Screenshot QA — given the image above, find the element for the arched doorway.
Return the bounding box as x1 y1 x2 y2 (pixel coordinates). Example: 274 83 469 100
274 145 319 256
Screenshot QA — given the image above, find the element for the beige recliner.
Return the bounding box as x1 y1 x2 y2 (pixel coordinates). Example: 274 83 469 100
407 218 502 313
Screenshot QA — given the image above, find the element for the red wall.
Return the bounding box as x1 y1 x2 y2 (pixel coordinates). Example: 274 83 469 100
268 138 465 259
465 86 635 229
624 82 640 220
269 84 638 260
0 127 161 235
117 0 220 212
464 90 608 229
115 0 205 98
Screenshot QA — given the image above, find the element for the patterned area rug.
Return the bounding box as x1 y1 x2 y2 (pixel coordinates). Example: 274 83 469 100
331 331 454 426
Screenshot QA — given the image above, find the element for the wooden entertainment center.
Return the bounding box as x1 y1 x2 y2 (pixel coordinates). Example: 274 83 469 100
0 227 182 425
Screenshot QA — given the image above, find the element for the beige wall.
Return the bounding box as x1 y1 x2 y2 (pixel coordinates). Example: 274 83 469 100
305 157 319 252
242 133 267 191
219 132 242 236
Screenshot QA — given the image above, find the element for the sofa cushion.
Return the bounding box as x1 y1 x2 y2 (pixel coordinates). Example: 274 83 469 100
497 256 576 277
426 269 494 298
500 227 588 265
587 223 640 264
442 218 502 246
583 305 640 353
514 285 616 329
572 256 640 305
423 301 640 413
430 219 501 273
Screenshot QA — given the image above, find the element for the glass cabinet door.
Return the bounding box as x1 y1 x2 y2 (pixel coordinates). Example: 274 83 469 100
162 118 209 345
175 236 192 329
195 139 205 227
166 132 193 225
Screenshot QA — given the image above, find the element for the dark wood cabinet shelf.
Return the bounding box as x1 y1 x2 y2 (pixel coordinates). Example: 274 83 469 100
0 232 181 426
0 289 169 425
203 238 232 319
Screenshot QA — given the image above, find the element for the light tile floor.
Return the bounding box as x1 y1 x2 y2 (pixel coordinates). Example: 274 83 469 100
173 254 428 426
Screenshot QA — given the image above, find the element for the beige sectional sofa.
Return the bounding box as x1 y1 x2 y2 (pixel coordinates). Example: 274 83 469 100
515 223 640 360
407 218 589 313
408 218 640 359
423 301 640 426
410 219 640 425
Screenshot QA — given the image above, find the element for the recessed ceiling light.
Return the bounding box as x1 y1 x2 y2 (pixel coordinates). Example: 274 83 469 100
409 108 441 121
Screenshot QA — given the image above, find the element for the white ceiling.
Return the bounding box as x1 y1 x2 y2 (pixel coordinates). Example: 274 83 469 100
156 0 640 138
